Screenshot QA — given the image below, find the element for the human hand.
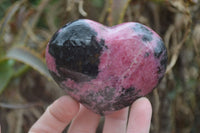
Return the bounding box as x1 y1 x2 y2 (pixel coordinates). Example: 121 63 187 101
29 96 152 133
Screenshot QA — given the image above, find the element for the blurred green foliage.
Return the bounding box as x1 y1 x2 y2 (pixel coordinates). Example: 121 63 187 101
0 59 15 93
29 0 42 6
91 0 104 7
0 0 12 18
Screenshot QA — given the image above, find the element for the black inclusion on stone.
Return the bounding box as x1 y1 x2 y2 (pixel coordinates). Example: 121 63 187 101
79 86 141 115
80 87 116 114
49 71 65 83
48 71 75 92
144 52 150 58
133 23 153 42
157 66 162 74
142 35 152 42
154 39 168 81
113 87 141 110
154 39 168 69
154 39 165 58
160 50 168 69
48 20 105 78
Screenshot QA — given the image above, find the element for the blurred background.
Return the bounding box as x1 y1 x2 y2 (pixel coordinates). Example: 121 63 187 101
0 0 200 132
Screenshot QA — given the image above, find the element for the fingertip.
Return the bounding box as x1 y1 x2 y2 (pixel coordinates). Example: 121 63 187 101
29 96 80 133
127 97 152 133
48 95 80 123
131 97 152 115
103 107 129 133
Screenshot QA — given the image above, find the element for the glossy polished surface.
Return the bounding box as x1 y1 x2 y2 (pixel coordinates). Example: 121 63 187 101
46 19 167 115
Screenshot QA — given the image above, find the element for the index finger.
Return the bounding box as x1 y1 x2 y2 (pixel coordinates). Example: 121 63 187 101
29 96 79 133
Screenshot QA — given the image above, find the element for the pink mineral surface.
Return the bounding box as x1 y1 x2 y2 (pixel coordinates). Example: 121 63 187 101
46 19 167 115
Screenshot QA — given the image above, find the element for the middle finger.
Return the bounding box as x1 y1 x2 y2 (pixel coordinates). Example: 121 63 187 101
68 105 101 133
103 107 129 133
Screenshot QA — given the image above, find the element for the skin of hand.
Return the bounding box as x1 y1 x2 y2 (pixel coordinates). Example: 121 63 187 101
29 96 152 133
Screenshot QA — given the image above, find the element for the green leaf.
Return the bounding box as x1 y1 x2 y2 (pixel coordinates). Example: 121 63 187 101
0 59 15 94
6 46 52 80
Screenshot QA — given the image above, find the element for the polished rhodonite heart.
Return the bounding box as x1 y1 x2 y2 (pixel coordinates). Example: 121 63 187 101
46 19 167 115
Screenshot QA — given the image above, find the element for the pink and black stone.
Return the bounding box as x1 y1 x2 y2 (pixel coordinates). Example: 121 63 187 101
46 19 167 115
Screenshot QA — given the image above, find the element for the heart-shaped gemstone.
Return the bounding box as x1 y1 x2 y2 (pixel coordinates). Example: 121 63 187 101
46 19 167 115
